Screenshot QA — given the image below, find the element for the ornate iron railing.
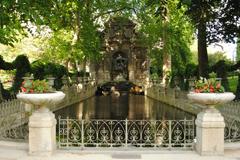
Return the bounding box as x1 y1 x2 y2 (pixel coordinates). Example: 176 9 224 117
0 123 28 141
58 118 195 149
0 99 29 141
224 117 240 142
146 85 240 143
0 82 96 142
222 101 240 142
219 101 240 121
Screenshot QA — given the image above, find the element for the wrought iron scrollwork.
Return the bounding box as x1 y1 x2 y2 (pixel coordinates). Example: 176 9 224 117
224 118 240 142
58 118 195 149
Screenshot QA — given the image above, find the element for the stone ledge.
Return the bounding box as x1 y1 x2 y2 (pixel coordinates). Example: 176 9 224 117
0 140 28 150
224 142 240 149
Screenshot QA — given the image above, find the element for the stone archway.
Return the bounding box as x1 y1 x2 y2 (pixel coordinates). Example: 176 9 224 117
111 51 128 81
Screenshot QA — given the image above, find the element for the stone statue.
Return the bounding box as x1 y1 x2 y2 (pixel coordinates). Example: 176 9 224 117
114 54 127 71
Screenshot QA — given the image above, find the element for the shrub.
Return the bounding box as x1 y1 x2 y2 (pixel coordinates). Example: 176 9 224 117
11 55 31 93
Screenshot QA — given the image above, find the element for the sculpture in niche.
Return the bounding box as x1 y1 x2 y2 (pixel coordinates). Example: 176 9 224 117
113 54 128 71
112 53 128 80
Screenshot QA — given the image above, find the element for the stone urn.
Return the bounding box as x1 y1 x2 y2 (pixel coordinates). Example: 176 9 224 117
187 92 235 156
17 91 65 156
187 92 235 107
17 91 65 112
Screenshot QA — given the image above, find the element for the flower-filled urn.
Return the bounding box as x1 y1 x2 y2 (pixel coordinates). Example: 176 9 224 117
16 79 65 156
187 75 235 156
187 77 235 107
17 79 65 112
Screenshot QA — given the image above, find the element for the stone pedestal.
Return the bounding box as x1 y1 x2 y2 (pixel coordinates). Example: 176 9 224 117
29 109 56 156
195 108 225 155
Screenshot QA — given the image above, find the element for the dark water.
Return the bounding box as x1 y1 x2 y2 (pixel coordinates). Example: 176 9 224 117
55 94 194 120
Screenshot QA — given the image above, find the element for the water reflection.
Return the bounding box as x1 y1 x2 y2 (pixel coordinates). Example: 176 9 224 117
55 94 194 120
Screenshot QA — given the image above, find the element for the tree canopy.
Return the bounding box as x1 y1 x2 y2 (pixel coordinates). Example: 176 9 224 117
0 0 239 80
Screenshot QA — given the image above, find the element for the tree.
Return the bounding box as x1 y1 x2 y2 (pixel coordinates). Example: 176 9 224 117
143 0 194 86
144 0 171 85
0 0 55 46
41 29 74 70
208 51 232 67
1 0 195 87
179 0 221 78
39 0 137 71
179 0 240 78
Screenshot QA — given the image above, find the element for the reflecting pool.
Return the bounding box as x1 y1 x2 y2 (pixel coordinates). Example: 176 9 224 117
55 94 194 120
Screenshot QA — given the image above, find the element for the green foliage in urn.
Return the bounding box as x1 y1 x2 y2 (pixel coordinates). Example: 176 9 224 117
194 73 225 93
21 79 50 93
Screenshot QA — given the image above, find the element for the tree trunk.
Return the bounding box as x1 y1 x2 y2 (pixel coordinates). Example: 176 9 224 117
197 21 209 78
237 38 240 61
64 59 70 73
162 52 171 86
162 17 171 86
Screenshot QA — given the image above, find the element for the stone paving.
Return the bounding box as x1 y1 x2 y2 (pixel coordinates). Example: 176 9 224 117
0 141 240 160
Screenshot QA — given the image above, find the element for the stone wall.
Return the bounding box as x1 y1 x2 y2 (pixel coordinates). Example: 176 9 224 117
145 85 201 115
51 83 97 112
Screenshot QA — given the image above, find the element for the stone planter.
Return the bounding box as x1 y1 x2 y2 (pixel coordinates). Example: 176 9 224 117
187 92 235 107
17 91 65 156
187 92 235 156
17 91 65 112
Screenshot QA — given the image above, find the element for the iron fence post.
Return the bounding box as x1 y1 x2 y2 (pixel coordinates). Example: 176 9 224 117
66 117 69 148
125 119 128 147
81 120 84 149
183 118 186 148
58 116 61 148
192 116 195 149
168 120 172 150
